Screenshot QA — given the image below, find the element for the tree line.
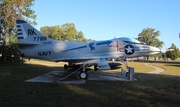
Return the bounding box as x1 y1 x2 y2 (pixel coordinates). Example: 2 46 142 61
40 24 94 42
0 0 180 63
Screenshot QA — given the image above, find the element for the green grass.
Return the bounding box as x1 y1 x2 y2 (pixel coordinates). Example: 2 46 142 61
0 60 180 107
120 61 155 73
153 63 180 75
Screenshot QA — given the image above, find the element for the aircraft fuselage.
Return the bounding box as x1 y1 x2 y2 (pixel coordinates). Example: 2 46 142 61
19 38 160 61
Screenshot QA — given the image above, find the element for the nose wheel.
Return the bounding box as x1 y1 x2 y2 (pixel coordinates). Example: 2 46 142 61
122 57 130 77
126 72 129 77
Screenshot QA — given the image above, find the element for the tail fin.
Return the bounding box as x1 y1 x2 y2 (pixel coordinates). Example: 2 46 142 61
16 20 53 45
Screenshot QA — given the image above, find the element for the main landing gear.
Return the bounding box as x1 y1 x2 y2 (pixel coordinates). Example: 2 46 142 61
63 63 88 79
78 64 88 79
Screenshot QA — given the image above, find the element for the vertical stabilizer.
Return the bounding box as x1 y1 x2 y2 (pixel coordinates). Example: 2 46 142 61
16 20 53 45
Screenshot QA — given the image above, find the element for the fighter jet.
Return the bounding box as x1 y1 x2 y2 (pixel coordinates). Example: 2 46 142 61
16 20 160 79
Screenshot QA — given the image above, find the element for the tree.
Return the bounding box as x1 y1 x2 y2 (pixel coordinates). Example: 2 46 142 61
161 52 168 62
61 23 77 41
40 24 94 42
166 43 180 61
137 28 164 60
76 31 86 42
0 0 36 63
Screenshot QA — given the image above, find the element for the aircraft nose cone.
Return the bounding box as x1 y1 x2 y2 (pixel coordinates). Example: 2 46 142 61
149 46 161 54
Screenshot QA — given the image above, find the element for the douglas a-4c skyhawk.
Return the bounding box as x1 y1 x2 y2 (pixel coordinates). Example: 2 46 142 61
16 20 161 79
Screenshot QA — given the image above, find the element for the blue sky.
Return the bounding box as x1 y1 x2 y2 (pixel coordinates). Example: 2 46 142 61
32 0 180 52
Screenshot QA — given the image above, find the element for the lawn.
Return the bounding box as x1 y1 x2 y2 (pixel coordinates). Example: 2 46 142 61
152 61 180 75
0 60 180 107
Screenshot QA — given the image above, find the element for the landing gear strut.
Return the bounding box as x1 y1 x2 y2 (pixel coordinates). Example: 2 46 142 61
123 57 129 77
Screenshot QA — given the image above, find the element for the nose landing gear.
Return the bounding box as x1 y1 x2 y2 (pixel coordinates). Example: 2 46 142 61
122 57 130 77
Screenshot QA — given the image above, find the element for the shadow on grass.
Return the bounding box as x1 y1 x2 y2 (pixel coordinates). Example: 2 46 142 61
137 60 180 68
0 62 180 107
81 73 180 107
165 64 180 67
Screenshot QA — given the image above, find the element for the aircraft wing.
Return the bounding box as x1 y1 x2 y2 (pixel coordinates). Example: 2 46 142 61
53 56 113 70
52 55 116 62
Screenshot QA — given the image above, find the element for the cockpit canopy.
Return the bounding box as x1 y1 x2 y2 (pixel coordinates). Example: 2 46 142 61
119 37 142 44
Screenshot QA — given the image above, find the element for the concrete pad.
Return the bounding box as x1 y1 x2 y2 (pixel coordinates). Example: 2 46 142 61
25 70 137 84
25 71 86 84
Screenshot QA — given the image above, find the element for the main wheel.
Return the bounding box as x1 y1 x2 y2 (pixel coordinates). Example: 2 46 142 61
94 64 98 71
64 64 68 70
79 71 88 79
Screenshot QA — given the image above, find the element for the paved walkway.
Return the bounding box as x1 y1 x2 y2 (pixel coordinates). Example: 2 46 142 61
145 63 165 74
